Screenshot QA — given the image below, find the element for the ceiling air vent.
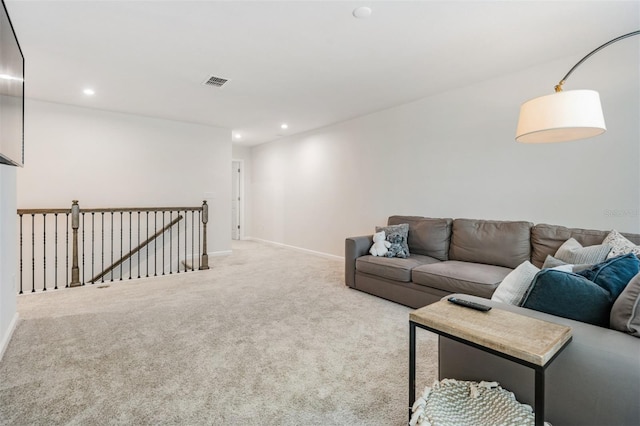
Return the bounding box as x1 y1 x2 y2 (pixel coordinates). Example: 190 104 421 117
202 75 229 88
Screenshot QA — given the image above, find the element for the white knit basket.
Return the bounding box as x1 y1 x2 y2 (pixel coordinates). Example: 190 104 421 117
410 379 551 426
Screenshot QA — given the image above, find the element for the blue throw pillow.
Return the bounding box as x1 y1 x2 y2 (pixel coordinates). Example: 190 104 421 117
523 270 613 327
576 253 640 300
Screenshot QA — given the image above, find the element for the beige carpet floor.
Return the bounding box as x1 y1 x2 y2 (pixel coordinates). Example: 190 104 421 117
0 240 437 425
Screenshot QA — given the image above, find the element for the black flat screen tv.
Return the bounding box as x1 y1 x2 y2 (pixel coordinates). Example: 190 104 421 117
0 0 23 167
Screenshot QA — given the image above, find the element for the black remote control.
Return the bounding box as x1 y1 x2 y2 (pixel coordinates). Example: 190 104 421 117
448 297 492 312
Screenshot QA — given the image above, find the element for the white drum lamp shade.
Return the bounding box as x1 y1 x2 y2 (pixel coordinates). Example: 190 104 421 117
516 89 606 143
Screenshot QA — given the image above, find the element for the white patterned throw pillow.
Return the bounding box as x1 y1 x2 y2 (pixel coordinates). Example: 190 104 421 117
603 229 640 259
491 261 540 306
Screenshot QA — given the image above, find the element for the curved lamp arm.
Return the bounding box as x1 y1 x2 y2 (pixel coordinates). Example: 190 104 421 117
516 30 640 143
554 30 640 92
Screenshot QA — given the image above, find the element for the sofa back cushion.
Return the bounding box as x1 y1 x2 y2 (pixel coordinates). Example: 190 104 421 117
531 224 640 268
449 219 532 269
610 272 640 336
387 216 452 261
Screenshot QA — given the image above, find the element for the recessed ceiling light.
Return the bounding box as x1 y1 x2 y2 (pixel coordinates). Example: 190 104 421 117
352 6 372 19
83 88 95 96
280 123 289 130
233 133 242 140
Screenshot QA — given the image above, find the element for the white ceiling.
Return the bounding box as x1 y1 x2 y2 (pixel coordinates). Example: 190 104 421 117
5 1 640 146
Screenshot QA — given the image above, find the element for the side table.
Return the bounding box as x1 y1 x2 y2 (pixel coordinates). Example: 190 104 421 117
409 299 572 426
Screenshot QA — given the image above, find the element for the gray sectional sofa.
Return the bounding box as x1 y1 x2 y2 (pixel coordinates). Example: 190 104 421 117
345 215 640 426
345 215 640 308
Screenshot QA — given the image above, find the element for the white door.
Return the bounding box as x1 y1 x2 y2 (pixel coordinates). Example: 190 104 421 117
231 161 241 240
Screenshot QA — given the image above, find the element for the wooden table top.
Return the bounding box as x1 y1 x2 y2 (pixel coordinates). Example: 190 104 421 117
410 300 572 366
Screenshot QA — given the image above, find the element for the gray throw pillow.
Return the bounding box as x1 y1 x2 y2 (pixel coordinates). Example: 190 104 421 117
554 238 611 265
376 224 410 258
542 255 592 273
542 255 566 269
610 272 640 337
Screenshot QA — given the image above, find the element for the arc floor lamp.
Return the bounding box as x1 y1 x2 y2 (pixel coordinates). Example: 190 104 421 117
516 30 640 143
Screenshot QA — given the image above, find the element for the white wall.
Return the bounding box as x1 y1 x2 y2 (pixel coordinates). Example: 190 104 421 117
4 99 232 353
249 46 640 257
0 165 18 359
18 100 232 255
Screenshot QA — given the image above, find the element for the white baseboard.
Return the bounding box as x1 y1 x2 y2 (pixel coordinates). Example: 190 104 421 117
0 312 19 361
245 237 344 261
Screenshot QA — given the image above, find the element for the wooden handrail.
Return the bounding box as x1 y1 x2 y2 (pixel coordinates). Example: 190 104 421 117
17 206 203 215
79 207 203 213
90 214 184 283
17 208 71 215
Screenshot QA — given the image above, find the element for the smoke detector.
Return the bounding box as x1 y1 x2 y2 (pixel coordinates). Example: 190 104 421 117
202 75 229 88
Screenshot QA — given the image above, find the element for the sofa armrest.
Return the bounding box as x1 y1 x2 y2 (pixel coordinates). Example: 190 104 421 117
345 235 372 288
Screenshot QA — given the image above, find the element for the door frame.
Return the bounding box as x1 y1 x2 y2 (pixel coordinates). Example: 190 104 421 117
231 159 245 240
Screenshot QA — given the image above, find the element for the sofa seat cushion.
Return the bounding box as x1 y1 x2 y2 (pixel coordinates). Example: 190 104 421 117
412 261 512 298
355 254 440 282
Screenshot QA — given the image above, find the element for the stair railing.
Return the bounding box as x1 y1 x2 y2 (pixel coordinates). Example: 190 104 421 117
16 200 210 294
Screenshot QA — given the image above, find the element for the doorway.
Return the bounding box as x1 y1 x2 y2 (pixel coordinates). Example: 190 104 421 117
231 160 242 240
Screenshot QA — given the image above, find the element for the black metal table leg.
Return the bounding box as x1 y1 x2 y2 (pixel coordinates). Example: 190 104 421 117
535 368 544 426
409 321 416 421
